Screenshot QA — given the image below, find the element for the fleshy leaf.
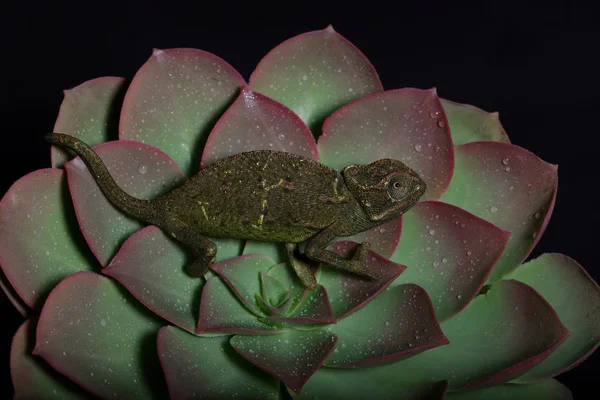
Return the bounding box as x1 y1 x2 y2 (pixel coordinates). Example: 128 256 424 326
341 216 402 258
325 284 448 367
34 272 167 399
11 318 91 400
103 226 202 333
390 280 569 389
0 169 97 310
440 142 558 281
249 25 383 133
441 98 510 146
318 241 405 319
158 326 279 399
268 285 335 324
243 240 286 264
230 329 337 393
0 271 30 316
120 48 245 174
197 273 280 334
201 86 318 167
267 262 305 290
392 201 510 321
318 88 454 200
505 253 600 380
209 254 278 315
447 379 572 400
64 140 185 266
294 368 448 400
260 271 288 307
52 77 127 167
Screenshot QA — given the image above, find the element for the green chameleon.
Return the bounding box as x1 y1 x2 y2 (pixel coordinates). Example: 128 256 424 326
46 133 426 288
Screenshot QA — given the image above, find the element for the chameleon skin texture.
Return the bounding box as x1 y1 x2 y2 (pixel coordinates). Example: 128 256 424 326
46 133 426 286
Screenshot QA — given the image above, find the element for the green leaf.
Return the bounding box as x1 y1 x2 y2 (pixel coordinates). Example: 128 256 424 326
249 25 383 134
389 280 569 389
158 326 279 399
447 379 572 400
34 272 167 399
120 48 245 175
441 98 510 146
440 142 557 282
505 253 600 381
0 169 97 310
11 318 92 400
52 77 127 168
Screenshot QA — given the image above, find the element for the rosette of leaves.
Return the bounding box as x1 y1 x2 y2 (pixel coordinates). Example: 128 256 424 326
1 26 599 400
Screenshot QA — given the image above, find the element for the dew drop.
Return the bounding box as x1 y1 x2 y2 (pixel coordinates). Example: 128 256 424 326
457 295 462 299
502 158 510 165
534 211 541 219
442 258 448 264
278 134 285 141
138 165 148 175
429 229 435 236
437 119 446 128
429 110 441 118
384 321 390 326
100 319 107 327
466 250 473 256
505 167 511 172
489 205 498 213
414 144 423 152
302 75 308 81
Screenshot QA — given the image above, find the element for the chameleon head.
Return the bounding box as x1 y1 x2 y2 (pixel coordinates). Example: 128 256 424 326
342 159 427 222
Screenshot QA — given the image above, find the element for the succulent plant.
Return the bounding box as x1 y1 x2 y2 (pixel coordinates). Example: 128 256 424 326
1 26 599 400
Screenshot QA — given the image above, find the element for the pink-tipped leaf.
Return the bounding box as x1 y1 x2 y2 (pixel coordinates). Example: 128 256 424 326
34 272 167 399
440 142 558 282
441 98 510 146
64 140 185 266
389 279 569 389
249 25 383 133
318 88 454 200
103 226 202 333
317 241 406 319
506 253 600 381
230 329 337 393
325 284 448 367
201 86 318 168
52 77 127 167
120 48 245 174
392 201 510 321
0 169 97 310
266 285 335 325
158 326 279 400
11 318 91 400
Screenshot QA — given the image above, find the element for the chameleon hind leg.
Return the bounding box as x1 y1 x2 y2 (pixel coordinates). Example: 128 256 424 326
304 226 378 280
162 218 217 277
284 243 318 288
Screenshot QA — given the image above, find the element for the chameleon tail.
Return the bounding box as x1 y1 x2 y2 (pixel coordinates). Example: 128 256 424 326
45 133 157 224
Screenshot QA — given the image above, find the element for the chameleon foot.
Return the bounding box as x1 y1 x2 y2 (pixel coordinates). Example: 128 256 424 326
285 243 318 288
349 241 378 280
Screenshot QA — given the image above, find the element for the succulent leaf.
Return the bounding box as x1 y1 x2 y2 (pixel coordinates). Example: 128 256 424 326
0 272 29 317
317 88 454 200
197 273 281 334
249 25 383 134
201 86 318 168
243 241 287 264
103 226 202 333
447 379 573 400
392 201 510 321
209 254 278 315
0 169 97 310
157 326 280 400
52 77 127 168
317 241 405 319
440 142 558 282
266 285 335 325
260 271 289 307
230 329 337 393
506 253 600 380
325 284 448 367
64 141 185 266
341 217 402 258
11 318 92 400
34 272 168 399
293 368 448 400
441 99 510 146
120 48 245 175
389 280 569 389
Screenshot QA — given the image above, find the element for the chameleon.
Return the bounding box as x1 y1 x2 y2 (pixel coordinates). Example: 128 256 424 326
46 132 427 288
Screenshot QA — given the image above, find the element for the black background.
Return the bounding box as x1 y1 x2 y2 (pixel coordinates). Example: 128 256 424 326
1 1 598 398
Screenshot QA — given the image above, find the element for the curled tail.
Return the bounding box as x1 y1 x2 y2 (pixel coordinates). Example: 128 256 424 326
46 133 157 224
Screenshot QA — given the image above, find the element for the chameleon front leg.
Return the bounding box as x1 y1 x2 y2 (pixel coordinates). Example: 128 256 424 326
304 226 378 280
284 243 318 289
162 218 217 277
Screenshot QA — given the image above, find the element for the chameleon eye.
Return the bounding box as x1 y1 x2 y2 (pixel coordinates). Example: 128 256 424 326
388 179 410 201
